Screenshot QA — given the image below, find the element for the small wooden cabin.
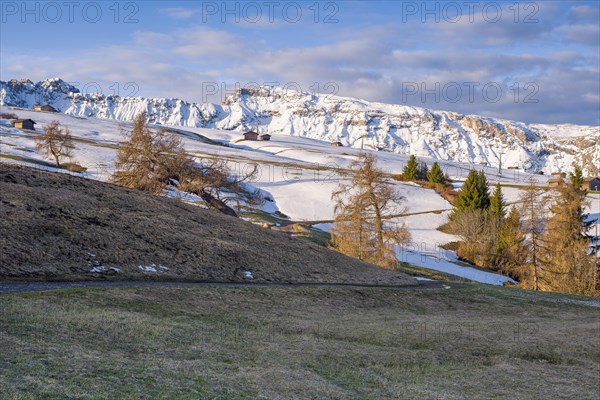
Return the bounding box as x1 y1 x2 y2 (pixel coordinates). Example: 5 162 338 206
331 141 343 147
243 131 259 141
547 178 561 187
259 134 271 141
11 119 36 130
583 177 600 191
33 104 58 112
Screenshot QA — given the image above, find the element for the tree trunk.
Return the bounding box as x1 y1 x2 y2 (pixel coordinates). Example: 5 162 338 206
200 191 238 217
530 202 539 291
371 192 385 257
51 148 61 167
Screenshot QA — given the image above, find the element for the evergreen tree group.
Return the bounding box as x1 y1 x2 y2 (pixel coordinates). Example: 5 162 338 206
402 155 429 181
449 169 597 295
450 170 513 270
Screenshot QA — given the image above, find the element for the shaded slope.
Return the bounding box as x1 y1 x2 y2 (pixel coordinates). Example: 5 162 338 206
0 163 414 285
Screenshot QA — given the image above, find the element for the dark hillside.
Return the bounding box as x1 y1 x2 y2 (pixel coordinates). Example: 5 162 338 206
0 163 415 285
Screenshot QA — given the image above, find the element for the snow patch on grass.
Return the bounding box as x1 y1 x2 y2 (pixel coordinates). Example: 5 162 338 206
397 249 516 286
138 264 169 273
312 223 333 232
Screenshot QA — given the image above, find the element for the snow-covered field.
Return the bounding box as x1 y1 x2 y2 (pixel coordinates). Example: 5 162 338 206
1 106 597 285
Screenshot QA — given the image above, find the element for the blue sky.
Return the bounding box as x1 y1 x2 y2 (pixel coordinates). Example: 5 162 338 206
1 1 599 125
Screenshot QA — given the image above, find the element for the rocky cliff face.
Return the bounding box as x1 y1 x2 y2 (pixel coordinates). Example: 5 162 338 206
2 79 598 175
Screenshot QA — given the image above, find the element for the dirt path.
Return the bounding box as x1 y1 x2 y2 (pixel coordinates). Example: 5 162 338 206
0 280 460 295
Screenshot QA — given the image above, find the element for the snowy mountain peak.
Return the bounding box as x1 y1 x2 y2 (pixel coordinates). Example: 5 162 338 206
1 79 598 175
6 78 80 95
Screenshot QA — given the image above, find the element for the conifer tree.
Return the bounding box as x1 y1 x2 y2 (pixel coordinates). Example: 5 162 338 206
330 195 376 262
489 183 507 219
541 179 597 294
402 155 419 180
112 113 260 216
498 206 527 278
332 153 410 267
427 162 445 184
517 178 546 290
569 165 584 189
475 171 490 209
112 113 192 194
451 169 490 218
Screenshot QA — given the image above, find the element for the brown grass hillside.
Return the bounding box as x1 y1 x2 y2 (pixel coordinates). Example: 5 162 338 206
0 163 414 285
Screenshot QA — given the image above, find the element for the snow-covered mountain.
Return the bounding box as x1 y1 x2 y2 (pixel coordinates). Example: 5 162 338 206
2 78 598 175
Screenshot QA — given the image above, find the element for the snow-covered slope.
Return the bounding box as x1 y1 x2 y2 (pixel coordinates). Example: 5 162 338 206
2 78 598 175
3 106 598 285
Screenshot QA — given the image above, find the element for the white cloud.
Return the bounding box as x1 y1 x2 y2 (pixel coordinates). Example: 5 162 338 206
160 7 200 20
568 5 600 23
554 24 600 46
171 27 248 61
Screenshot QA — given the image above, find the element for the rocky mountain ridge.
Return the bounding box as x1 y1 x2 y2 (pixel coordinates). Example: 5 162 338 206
2 78 598 175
